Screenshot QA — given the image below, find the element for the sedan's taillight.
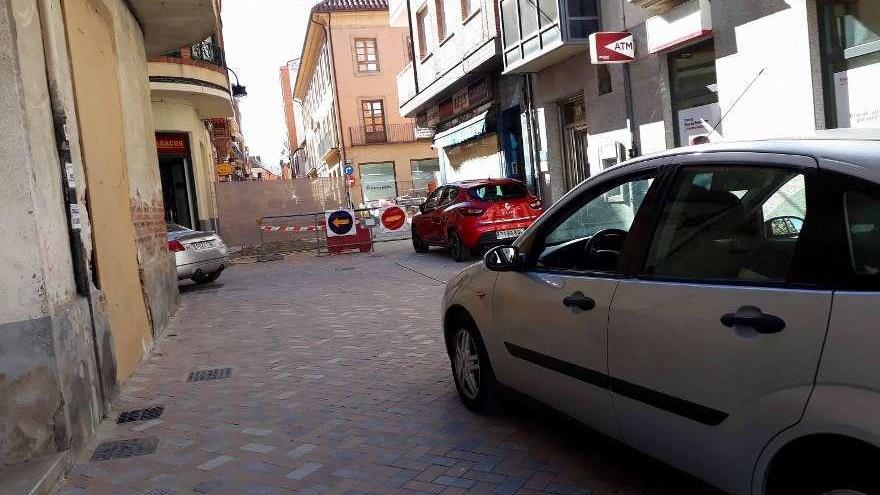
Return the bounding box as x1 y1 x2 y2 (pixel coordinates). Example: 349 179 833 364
529 199 543 209
462 207 484 216
168 239 186 252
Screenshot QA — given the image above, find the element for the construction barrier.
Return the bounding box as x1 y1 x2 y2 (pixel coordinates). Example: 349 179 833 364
255 203 419 259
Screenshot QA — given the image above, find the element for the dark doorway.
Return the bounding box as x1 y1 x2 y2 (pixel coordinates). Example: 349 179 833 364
156 133 199 229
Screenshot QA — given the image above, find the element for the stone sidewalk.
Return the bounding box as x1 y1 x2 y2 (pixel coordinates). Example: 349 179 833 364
54 242 717 495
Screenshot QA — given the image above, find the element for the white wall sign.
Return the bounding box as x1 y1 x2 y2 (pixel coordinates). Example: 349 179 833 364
677 102 722 146
646 0 712 54
834 63 880 129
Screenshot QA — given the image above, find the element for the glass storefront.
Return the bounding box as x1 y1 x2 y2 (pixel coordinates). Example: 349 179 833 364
410 158 440 196
669 39 720 146
820 1 880 129
359 162 397 202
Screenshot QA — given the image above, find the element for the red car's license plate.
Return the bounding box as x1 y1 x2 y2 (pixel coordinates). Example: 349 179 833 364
496 229 524 240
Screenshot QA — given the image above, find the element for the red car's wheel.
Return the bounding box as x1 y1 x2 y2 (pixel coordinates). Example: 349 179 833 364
448 230 471 262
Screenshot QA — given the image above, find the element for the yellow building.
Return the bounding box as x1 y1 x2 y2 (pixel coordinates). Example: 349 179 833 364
149 26 235 231
0 0 217 479
294 0 439 207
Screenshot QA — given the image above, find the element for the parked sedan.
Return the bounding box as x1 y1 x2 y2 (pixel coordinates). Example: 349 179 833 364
411 178 544 261
443 134 880 495
167 223 228 284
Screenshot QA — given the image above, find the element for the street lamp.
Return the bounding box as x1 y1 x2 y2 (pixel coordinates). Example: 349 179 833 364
227 67 247 98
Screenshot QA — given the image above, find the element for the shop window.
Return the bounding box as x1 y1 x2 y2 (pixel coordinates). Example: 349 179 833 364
360 162 397 202
411 158 440 196
355 38 379 73
669 39 720 146
361 100 386 144
819 1 880 129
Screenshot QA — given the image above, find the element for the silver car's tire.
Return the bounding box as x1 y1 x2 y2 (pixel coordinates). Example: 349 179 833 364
449 321 497 413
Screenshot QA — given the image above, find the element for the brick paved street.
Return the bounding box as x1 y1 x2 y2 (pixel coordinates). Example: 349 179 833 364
55 241 718 495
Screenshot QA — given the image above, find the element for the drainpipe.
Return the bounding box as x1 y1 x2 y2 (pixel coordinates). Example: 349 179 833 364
523 73 542 199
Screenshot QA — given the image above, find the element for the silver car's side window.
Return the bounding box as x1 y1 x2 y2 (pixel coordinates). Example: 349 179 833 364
844 190 880 277
535 175 655 272
644 166 808 283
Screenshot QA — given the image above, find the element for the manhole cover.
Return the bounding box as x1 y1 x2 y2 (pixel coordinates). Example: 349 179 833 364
187 367 232 382
91 437 159 461
117 406 164 424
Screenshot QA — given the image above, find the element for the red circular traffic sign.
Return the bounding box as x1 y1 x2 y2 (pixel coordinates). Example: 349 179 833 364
381 206 406 231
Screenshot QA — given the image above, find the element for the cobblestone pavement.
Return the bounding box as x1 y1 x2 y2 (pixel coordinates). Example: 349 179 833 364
55 242 718 495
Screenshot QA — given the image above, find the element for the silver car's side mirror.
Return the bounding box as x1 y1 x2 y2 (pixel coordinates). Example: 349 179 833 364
484 246 521 272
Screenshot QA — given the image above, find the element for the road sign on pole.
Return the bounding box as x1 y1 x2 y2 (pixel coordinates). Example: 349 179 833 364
589 32 635 64
343 164 355 176
326 210 355 237
380 206 407 232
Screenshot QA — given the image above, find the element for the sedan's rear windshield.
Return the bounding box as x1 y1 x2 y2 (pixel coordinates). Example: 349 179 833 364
468 183 527 201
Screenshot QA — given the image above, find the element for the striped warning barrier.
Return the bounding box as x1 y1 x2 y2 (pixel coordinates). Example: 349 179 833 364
259 225 325 232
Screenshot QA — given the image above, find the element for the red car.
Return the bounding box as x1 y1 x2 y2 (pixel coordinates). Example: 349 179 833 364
411 179 544 261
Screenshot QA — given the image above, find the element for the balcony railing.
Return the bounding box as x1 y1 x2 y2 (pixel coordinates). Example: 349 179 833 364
162 41 225 68
349 123 428 146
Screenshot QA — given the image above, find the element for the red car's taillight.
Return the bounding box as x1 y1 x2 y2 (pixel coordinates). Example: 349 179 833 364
168 239 186 252
529 199 543 209
461 207 484 216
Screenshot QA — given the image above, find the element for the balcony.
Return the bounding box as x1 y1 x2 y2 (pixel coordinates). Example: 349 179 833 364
130 0 219 55
500 0 599 74
348 123 431 146
148 40 234 119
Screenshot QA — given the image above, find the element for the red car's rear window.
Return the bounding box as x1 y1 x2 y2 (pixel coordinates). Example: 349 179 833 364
468 183 527 201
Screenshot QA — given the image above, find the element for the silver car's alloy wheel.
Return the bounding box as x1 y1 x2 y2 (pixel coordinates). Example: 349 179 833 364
453 329 480 400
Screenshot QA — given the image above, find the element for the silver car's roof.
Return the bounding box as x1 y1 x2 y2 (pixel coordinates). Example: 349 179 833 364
603 129 880 186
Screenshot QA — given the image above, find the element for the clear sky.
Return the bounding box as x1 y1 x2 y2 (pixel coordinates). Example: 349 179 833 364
222 0 314 174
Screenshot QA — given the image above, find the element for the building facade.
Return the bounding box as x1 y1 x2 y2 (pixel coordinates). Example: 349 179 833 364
390 0 539 196
0 0 215 482
494 0 880 204
148 4 236 232
294 0 439 207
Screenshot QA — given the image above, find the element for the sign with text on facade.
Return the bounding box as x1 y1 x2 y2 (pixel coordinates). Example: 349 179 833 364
217 162 234 176
646 0 712 53
326 210 356 237
589 32 635 64
834 62 880 129
155 133 188 154
677 102 722 146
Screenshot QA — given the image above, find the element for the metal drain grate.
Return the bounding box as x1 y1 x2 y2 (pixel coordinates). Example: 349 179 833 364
187 367 232 382
91 437 159 461
334 266 356 272
117 406 164 424
141 489 175 495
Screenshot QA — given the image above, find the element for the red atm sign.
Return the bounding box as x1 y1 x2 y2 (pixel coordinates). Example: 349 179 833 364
589 32 635 64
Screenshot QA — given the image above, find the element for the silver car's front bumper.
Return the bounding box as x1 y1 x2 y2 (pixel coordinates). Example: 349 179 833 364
176 256 227 280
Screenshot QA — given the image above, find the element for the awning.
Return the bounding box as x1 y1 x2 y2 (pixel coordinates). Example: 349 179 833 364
432 111 491 149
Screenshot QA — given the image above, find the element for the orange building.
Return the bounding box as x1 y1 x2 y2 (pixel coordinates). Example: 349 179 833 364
293 0 439 207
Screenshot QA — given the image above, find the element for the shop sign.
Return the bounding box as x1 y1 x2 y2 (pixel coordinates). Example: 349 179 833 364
646 0 712 54
155 133 188 154
414 127 435 139
217 162 234 176
425 105 440 127
453 88 470 114
677 102 722 146
589 32 635 64
834 63 880 129
208 118 230 139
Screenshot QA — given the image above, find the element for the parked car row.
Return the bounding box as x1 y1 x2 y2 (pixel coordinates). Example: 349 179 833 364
439 134 880 495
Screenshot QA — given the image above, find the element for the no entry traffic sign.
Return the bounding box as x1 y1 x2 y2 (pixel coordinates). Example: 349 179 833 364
380 206 407 232
589 32 635 64
326 209 355 237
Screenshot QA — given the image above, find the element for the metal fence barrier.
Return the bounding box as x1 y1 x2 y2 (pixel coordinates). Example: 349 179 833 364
256 203 420 259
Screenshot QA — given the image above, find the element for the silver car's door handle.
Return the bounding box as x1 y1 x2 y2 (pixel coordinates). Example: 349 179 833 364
562 292 595 311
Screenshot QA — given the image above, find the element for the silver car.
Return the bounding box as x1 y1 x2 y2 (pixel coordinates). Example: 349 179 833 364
443 134 880 495
167 223 228 283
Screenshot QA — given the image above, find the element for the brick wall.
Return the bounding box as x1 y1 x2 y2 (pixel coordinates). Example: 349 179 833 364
131 199 169 260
